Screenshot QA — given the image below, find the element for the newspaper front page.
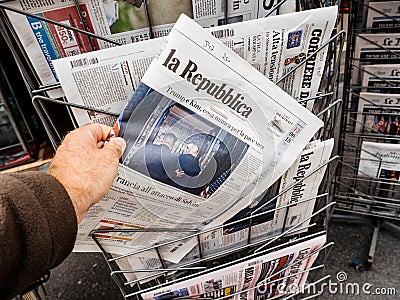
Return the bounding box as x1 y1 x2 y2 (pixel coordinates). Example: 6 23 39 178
209 6 338 109
121 139 332 283
358 141 400 180
140 235 326 300
6 0 296 95
355 92 400 134
353 33 400 84
71 13 323 264
195 138 333 257
366 1 400 32
53 6 338 127
361 64 400 94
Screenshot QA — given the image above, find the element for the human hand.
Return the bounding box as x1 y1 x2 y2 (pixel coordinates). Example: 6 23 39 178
48 124 126 223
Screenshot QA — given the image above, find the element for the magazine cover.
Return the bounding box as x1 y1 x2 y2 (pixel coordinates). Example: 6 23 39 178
5 0 98 98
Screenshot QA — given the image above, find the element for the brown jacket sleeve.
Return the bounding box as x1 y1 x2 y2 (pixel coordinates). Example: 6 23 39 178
0 171 78 300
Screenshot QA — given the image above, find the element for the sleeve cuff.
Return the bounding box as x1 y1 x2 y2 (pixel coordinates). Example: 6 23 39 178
8 171 78 269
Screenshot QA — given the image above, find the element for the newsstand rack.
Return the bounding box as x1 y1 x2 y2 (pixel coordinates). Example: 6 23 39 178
0 0 344 299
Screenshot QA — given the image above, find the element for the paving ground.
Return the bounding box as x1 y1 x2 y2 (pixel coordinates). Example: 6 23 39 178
43 217 400 299
317 218 400 299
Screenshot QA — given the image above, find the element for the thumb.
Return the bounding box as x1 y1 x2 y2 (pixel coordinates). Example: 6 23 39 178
102 137 126 159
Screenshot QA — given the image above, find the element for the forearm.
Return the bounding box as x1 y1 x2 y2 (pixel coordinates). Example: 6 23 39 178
0 172 78 300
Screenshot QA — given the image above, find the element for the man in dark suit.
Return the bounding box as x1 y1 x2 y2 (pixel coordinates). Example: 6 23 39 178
127 133 180 186
178 143 201 177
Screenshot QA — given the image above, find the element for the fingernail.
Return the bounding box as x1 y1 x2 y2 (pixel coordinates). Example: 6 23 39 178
113 137 126 153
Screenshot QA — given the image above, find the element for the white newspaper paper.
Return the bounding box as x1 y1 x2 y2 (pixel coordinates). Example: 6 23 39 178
353 33 400 84
193 0 296 27
53 38 164 126
358 141 400 180
366 1 400 31
208 6 338 110
72 14 323 264
53 6 338 126
89 138 333 284
5 0 296 96
355 92 400 134
197 138 333 257
282 138 333 232
140 235 326 300
361 64 400 93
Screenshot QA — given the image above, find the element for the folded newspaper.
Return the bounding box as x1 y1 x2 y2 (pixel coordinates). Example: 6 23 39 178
358 141 400 180
5 0 296 98
117 138 333 283
361 64 400 94
53 6 338 126
140 234 326 300
355 92 400 134
353 33 400 84
68 13 323 264
196 138 333 257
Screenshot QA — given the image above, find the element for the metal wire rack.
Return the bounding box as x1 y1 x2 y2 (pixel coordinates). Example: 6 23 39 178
334 0 400 270
0 0 343 299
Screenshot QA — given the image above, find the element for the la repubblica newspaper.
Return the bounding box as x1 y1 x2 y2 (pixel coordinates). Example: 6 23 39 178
139 235 326 300
54 14 325 265
4 0 296 98
52 5 338 126
195 138 333 257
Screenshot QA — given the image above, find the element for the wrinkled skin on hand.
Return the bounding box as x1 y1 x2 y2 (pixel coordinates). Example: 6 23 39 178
48 124 126 223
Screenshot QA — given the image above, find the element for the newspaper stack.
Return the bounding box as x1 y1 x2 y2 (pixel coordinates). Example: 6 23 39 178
352 1 400 84
4 0 297 98
54 6 338 127
140 235 326 299
61 12 324 262
51 6 337 291
353 1 400 180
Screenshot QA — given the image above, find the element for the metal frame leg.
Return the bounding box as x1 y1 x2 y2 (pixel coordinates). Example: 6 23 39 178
366 221 380 268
